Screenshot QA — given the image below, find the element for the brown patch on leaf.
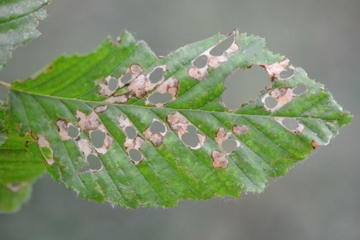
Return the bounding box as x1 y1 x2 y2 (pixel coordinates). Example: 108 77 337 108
211 150 229 168
232 125 249 135
76 111 100 131
56 119 80 140
104 65 166 104
76 110 113 154
77 138 103 173
166 112 206 150
264 58 296 81
261 88 296 112
144 119 167 147
118 64 144 88
99 76 118 97
215 127 240 154
188 31 239 80
119 114 144 164
311 140 321 149
94 105 108 114
37 134 54 165
145 77 179 107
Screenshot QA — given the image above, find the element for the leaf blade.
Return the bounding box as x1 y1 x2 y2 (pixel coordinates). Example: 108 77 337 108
4 30 352 210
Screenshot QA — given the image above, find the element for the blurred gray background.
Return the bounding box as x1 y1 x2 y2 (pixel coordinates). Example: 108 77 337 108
0 0 359 239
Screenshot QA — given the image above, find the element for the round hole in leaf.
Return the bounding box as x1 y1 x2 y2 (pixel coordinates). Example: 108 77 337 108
90 130 105 148
125 126 136 139
129 149 142 162
279 67 295 79
193 55 208 68
265 96 277 108
80 154 102 172
282 118 299 131
150 121 166 134
293 83 307 95
68 125 80 139
181 125 199 148
148 92 172 105
222 139 238 154
121 73 132 84
108 77 118 91
149 67 164 84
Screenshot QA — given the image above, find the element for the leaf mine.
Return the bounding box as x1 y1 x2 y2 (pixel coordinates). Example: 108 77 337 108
75 110 113 154
119 114 144 164
261 88 296 112
145 77 179 107
77 139 103 173
215 127 240 154
188 32 239 80
263 58 296 81
37 134 54 165
232 125 249 135
144 119 167 147
211 150 229 169
94 105 108 114
166 112 206 150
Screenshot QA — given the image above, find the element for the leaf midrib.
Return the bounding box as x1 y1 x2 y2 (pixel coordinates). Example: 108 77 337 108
7 88 334 121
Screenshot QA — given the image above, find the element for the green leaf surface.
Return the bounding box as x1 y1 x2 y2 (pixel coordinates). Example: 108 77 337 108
2 30 352 209
0 0 50 69
0 123 46 212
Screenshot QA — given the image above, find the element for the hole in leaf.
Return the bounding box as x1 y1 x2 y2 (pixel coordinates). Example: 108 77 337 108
121 73 132 84
149 67 164 84
108 77 118 91
265 97 278 108
148 92 172 105
181 125 199 148
293 83 307 95
150 120 166 134
210 36 233 56
90 130 105 148
129 149 142 162
222 66 270 110
193 55 208 68
282 118 299 131
68 125 80 139
279 67 295 79
125 126 136 139
222 139 238 154
80 154 102 172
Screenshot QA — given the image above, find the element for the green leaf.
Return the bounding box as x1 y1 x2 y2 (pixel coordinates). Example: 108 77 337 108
0 0 50 69
0 124 46 213
2 30 352 209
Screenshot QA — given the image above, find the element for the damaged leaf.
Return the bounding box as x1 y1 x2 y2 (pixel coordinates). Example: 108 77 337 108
0 0 50 69
0 30 352 211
